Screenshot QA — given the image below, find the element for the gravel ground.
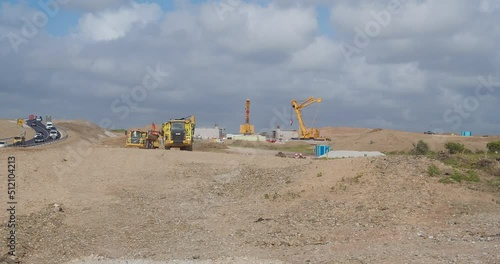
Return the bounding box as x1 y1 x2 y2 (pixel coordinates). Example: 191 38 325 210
1 122 499 264
0 146 499 264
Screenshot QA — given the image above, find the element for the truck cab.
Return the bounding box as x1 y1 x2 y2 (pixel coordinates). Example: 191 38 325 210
161 115 195 151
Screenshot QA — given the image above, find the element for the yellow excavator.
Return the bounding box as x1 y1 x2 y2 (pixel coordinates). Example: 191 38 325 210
291 96 330 141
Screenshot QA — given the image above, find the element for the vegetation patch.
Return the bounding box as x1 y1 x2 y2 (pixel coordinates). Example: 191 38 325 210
427 164 441 177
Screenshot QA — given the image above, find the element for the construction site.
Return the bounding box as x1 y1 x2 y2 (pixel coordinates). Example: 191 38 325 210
0 96 500 264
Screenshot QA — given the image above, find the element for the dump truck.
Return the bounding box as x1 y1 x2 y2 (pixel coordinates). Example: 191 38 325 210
126 129 160 149
161 115 195 151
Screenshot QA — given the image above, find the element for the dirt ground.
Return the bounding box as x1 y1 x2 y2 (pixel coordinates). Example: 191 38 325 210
321 127 500 153
0 119 35 141
0 121 499 264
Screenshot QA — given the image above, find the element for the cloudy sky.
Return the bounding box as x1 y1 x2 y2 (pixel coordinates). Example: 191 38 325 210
1 0 499 134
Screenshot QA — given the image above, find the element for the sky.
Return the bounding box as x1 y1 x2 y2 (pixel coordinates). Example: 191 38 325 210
1 0 500 134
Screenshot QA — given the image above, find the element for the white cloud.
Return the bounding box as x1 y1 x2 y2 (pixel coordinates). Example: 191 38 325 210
200 3 318 55
75 2 162 41
289 36 342 70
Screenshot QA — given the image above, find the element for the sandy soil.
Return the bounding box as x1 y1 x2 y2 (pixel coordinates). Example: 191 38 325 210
0 121 499 264
320 127 500 153
0 119 35 140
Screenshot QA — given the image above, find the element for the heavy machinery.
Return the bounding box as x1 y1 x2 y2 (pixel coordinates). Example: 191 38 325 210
12 136 25 146
161 115 195 151
239 99 254 135
126 125 160 149
126 130 148 148
291 96 330 141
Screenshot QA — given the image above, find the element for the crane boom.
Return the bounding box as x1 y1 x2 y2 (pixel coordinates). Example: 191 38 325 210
291 96 324 140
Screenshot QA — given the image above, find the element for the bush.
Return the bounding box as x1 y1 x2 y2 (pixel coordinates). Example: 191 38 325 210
444 142 465 154
427 164 440 176
411 140 429 155
447 170 480 183
487 141 500 153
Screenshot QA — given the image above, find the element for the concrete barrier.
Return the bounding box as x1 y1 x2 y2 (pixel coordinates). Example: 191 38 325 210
321 150 385 159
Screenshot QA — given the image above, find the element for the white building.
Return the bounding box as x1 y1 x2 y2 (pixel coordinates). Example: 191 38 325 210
270 129 298 141
195 126 222 139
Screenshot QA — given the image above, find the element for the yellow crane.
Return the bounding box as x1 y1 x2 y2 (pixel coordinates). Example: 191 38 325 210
291 96 330 141
239 99 254 135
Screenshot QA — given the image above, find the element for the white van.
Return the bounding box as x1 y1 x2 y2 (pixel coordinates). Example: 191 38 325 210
46 121 53 130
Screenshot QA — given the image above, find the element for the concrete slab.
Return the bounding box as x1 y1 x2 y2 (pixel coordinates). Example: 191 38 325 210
321 150 386 159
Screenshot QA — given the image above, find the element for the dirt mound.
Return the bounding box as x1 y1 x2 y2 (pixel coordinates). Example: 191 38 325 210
320 126 500 153
194 140 228 151
101 135 127 148
55 120 112 143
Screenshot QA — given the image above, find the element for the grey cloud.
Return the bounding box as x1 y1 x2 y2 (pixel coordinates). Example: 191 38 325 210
1 0 500 135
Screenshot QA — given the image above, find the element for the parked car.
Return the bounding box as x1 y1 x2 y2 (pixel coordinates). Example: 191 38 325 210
0 141 6 148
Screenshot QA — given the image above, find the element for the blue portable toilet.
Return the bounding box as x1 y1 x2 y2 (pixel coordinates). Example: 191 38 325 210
314 145 330 157
461 131 472 137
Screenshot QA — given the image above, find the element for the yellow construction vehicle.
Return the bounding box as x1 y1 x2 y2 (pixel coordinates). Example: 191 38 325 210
126 128 160 149
291 96 330 141
12 136 25 146
126 130 147 147
239 99 254 135
161 115 195 151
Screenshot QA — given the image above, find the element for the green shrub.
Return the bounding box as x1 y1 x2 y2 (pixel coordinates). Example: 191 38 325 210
427 164 441 176
447 170 480 183
411 140 429 155
444 142 465 154
487 141 500 153
465 170 480 182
